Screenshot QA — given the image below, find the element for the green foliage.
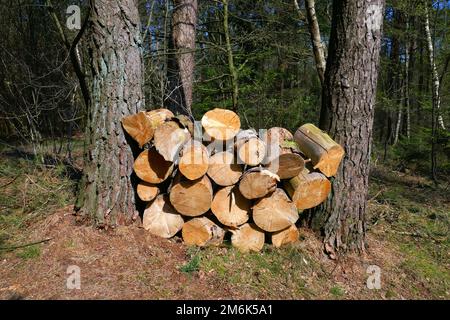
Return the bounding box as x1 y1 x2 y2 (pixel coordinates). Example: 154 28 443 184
16 245 41 260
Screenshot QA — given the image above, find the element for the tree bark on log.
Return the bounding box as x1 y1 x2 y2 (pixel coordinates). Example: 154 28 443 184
231 223 265 253
75 0 144 226
283 167 331 210
252 188 299 232
182 216 225 246
143 195 184 238
238 168 278 199
271 225 299 248
169 173 213 216
294 123 344 177
262 127 305 179
207 151 243 186
134 148 174 184
211 186 250 227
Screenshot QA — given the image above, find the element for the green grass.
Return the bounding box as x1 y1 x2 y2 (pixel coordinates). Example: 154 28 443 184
16 244 41 260
0 148 76 251
330 286 345 298
196 244 317 298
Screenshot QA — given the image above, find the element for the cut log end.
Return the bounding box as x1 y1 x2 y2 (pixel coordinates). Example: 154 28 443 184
201 108 241 141
231 223 265 253
153 121 190 162
211 186 250 227
271 225 299 248
284 168 331 210
252 188 299 232
143 195 184 238
182 216 225 247
134 148 174 184
238 168 278 199
121 111 155 148
179 140 209 180
207 151 243 186
169 174 213 216
136 182 159 202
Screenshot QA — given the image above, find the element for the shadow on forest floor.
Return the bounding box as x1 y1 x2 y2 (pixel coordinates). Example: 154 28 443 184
0 144 448 300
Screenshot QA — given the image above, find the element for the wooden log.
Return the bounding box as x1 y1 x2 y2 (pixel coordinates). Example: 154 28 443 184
231 223 265 253
235 129 266 166
293 123 344 177
238 168 278 199
142 194 184 238
252 188 299 232
271 225 299 248
178 140 209 180
134 148 174 183
283 167 331 210
153 120 190 162
169 174 213 216
207 151 243 186
121 111 155 148
201 108 241 141
211 186 250 227
136 181 159 202
182 216 225 246
262 127 305 179
146 108 174 126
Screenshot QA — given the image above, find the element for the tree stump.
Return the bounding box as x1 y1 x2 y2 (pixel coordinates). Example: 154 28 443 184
231 223 265 253
134 148 174 183
201 108 241 141
207 151 243 186
142 195 184 238
182 216 225 246
169 174 213 216
252 188 299 232
293 123 344 177
211 186 251 227
283 167 331 209
238 168 278 199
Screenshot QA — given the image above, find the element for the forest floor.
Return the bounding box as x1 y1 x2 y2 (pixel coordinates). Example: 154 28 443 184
0 143 448 300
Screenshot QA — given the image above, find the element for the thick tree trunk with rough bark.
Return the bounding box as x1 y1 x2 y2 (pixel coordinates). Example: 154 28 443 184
315 0 385 256
166 0 197 117
75 0 144 227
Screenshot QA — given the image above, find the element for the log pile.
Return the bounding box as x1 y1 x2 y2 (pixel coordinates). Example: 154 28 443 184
122 108 344 252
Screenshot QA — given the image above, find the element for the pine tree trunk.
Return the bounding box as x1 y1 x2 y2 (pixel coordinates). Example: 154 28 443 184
75 0 144 227
315 0 385 256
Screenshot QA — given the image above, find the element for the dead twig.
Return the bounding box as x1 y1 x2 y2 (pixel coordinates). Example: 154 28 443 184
0 238 53 251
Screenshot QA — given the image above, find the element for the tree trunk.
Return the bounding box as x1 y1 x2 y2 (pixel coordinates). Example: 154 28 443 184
315 0 385 256
75 0 144 227
222 0 239 111
182 217 225 246
424 3 445 181
295 0 326 85
169 0 198 116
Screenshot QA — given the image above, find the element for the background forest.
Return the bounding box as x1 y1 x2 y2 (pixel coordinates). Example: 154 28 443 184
0 0 449 178
0 0 449 300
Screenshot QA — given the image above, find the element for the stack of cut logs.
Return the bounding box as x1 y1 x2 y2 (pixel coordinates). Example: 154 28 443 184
122 108 344 252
